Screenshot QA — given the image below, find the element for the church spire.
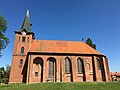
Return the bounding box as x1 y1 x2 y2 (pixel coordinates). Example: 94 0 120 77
21 9 32 32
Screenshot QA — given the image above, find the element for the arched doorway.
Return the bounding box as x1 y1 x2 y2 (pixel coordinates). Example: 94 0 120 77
47 57 56 82
33 57 43 82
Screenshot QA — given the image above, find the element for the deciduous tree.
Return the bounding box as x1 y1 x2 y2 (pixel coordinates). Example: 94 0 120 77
0 16 9 57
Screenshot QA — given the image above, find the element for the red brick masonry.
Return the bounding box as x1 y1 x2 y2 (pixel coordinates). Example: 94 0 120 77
9 31 111 84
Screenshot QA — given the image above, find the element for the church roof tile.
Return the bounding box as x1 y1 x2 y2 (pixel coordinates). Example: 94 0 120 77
29 40 104 55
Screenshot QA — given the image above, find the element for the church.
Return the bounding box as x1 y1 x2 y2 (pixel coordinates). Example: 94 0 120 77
9 9 110 84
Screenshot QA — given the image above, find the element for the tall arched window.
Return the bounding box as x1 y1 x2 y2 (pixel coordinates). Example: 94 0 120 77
21 47 24 54
48 59 54 78
65 57 71 74
97 58 101 70
77 58 83 74
19 59 23 67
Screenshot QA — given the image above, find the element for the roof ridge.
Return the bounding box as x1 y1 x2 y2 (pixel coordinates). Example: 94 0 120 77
37 40 84 43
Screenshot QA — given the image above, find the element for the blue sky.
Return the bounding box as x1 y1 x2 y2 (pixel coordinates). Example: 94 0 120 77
0 0 120 72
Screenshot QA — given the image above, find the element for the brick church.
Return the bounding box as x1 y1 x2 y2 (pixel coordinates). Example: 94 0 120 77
9 9 110 84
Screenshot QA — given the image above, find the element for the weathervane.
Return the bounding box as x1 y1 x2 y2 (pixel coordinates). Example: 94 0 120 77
26 0 30 9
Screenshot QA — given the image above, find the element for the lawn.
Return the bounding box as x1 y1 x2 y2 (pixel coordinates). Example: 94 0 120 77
0 82 120 90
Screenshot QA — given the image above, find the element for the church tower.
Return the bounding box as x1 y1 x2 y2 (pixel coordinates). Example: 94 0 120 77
9 9 34 83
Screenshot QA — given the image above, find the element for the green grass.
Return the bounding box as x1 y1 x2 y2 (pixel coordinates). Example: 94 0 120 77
0 82 120 90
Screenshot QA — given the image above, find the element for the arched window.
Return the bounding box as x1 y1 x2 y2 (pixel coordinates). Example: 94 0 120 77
77 58 83 74
22 37 25 43
97 58 101 70
21 47 24 54
19 59 23 67
65 57 71 74
48 59 55 78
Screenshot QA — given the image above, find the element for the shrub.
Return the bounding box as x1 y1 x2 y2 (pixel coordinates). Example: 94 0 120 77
0 78 8 84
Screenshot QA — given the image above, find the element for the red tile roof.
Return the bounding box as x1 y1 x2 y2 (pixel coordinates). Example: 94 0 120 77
110 72 120 77
29 40 104 55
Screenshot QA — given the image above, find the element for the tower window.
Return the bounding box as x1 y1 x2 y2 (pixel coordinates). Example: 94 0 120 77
18 36 20 43
22 37 25 43
21 47 24 54
19 59 23 67
35 72 38 77
27 37 29 43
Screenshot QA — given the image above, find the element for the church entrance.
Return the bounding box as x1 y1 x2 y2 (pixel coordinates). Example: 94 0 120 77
47 57 56 82
33 57 43 82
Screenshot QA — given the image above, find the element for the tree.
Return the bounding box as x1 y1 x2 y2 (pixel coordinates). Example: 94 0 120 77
85 38 96 49
0 16 9 57
0 67 5 84
4 64 10 79
0 65 10 84
0 67 5 78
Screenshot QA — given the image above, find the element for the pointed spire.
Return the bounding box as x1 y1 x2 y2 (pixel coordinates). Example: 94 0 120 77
26 9 30 18
21 9 32 32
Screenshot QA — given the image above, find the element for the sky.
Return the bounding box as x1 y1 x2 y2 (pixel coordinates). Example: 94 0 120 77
0 0 120 72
